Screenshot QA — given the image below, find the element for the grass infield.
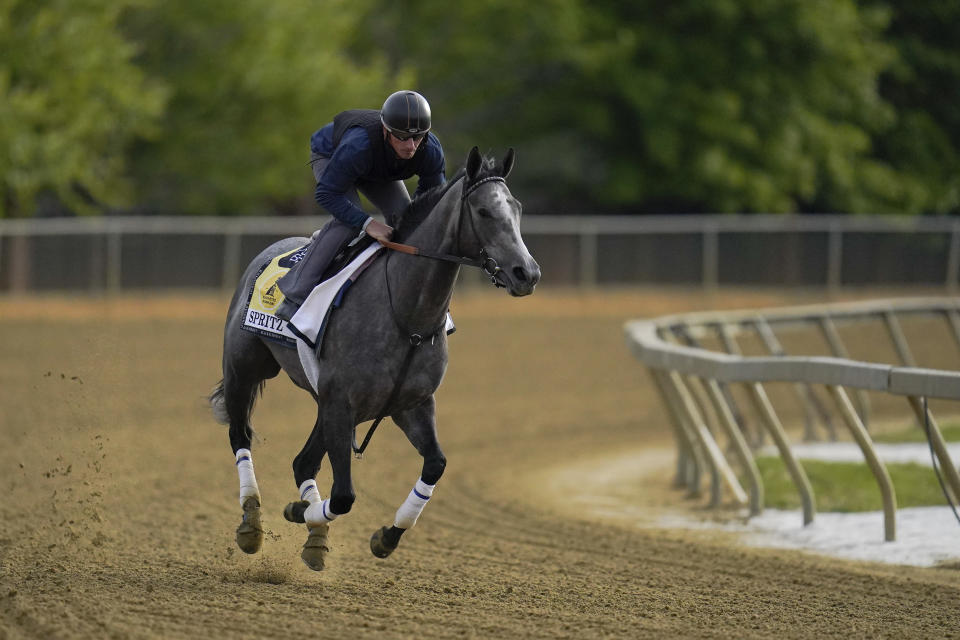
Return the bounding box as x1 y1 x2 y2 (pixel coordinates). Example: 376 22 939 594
755 423 959 512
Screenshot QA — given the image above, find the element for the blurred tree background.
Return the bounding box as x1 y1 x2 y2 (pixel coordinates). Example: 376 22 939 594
1 0 958 218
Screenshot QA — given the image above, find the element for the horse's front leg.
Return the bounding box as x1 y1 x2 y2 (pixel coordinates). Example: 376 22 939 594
283 403 355 571
283 408 326 525
370 396 446 559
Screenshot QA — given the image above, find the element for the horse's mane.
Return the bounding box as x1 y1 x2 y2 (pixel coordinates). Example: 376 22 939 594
393 155 503 242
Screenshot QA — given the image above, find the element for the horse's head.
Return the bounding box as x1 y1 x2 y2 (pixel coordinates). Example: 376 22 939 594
460 147 541 297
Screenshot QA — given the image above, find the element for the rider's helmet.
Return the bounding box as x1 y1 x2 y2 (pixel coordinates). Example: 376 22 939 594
380 90 431 140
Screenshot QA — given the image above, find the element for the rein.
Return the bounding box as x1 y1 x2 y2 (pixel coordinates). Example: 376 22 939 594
379 238 488 269
378 175 508 284
351 175 507 457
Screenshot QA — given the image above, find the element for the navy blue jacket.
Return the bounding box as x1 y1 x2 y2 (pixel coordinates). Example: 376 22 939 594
310 110 445 228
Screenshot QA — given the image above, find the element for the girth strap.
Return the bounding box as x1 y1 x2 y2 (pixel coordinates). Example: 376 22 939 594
352 336 423 457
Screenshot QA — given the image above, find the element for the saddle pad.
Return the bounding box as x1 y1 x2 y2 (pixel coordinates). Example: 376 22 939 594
287 243 384 347
240 245 307 348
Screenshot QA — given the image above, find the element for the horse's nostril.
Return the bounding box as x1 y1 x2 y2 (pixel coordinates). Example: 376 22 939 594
513 266 528 282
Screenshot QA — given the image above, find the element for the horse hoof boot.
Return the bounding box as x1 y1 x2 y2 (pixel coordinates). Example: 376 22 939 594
370 526 400 559
283 500 309 524
301 524 330 571
236 497 264 554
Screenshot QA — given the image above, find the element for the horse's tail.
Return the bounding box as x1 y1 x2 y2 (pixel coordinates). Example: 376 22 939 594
209 379 230 425
209 378 267 430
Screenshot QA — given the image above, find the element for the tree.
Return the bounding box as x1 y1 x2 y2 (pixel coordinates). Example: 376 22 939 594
351 0 591 213
871 0 960 215
122 0 399 215
356 0 913 215
0 0 167 217
577 1 908 214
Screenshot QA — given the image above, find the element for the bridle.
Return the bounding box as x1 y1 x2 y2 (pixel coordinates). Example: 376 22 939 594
379 175 508 287
352 175 511 457
381 174 509 340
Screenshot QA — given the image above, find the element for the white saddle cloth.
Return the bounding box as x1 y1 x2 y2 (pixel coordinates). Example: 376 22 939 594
287 243 454 393
288 244 382 393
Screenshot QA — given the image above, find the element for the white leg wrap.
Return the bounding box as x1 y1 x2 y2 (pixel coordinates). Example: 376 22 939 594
299 479 322 504
299 479 339 526
235 449 260 506
393 478 435 530
304 499 339 526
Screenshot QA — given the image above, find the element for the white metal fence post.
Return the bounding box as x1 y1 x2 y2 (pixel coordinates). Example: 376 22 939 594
106 231 122 294
826 384 897 542
579 223 598 287
827 223 843 294
703 223 718 293
222 231 242 295
947 222 960 293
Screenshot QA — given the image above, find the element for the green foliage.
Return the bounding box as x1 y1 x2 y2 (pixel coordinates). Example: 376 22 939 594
0 0 167 217
869 0 960 214
755 456 950 512
350 0 592 207
356 0 916 214
122 0 398 215
4 0 960 216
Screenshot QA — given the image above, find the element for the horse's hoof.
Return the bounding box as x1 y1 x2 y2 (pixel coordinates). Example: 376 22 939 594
283 500 309 524
301 524 330 571
236 497 263 554
370 526 401 559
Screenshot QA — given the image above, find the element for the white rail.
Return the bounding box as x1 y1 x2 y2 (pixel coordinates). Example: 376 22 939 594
625 297 960 542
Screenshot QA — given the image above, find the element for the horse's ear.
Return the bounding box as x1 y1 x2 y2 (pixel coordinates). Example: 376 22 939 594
466 146 482 181
501 147 515 179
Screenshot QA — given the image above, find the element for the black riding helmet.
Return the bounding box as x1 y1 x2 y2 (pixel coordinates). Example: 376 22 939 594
380 90 431 139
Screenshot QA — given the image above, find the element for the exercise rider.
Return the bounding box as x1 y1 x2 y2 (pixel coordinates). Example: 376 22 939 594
275 90 446 321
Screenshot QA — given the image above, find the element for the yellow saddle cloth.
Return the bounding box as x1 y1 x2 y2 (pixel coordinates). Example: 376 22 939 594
240 246 304 347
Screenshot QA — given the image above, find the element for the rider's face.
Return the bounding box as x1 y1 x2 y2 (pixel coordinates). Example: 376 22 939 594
384 126 424 160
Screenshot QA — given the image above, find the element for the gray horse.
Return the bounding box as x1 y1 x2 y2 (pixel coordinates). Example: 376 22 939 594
210 147 540 570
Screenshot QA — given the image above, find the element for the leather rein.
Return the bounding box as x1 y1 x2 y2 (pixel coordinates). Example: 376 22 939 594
378 175 508 286
352 175 508 457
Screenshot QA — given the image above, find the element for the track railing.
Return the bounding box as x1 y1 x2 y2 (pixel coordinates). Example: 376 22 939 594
2 214 959 292
625 297 960 542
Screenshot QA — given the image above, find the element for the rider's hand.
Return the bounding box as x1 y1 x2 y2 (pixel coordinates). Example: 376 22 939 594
365 219 394 245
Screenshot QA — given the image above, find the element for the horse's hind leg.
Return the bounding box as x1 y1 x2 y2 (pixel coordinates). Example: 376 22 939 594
370 396 446 559
213 335 280 555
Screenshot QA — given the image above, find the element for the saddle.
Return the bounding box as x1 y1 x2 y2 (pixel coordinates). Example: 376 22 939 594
290 238 384 359
323 234 378 282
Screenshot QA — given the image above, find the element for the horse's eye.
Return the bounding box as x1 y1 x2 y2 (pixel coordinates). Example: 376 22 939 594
477 207 491 218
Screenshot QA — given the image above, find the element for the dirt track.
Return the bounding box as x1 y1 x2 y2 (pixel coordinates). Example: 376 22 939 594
1 289 958 639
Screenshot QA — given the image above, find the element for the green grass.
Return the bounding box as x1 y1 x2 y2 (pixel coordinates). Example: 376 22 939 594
753 456 952 512
749 420 959 512
870 422 960 444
